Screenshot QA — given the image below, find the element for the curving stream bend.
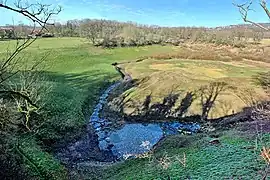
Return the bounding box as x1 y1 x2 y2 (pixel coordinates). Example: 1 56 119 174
89 82 200 160
56 81 200 165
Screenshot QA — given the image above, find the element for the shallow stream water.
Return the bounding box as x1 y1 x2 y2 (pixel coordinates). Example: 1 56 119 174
90 82 200 160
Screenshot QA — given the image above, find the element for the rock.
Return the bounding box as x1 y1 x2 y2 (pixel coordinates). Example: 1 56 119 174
209 138 221 145
68 146 76 151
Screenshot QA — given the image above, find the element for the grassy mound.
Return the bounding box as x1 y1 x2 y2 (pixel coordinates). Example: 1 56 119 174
118 58 268 118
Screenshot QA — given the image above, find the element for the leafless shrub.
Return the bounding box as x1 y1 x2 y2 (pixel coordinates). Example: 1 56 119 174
236 88 264 107
81 19 103 44
251 101 270 121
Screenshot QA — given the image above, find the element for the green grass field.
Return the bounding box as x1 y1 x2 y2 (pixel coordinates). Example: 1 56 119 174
0 38 176 142
1 37 269 179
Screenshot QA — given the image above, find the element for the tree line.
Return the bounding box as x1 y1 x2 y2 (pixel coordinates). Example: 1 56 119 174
2 18 266 47
47 19 266 47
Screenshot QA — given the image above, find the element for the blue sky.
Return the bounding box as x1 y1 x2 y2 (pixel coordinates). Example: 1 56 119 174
0 0 269 27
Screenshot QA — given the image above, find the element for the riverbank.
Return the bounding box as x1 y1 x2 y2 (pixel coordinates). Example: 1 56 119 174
60 63 269 179
71 124 270 179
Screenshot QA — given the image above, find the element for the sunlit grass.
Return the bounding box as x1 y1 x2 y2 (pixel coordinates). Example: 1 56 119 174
120 58 268 118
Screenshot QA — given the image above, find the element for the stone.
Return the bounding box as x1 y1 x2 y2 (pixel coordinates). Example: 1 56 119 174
209 138 221 145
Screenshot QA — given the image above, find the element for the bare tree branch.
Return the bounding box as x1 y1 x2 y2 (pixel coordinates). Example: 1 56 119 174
234 0 270 31
260 0 270 19
0 90 38 108
0 2 61 27
0 1 60 132
0 1 61 85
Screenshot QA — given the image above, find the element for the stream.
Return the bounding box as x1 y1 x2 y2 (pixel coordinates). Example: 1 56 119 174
56 81 200 164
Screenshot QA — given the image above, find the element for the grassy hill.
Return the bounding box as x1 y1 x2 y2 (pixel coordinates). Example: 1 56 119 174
118 56 268 118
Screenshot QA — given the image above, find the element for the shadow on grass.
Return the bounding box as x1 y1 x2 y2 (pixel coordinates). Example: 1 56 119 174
104 79 201 124
34 70 119 149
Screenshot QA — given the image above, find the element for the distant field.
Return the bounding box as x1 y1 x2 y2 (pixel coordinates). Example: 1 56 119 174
261 38 270 45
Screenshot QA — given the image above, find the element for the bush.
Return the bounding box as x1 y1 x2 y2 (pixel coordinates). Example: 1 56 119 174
41 33 54 38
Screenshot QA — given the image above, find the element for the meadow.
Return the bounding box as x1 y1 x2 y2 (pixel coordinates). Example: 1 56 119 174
1 37 269 179
0 37 176 142
119 57 268 118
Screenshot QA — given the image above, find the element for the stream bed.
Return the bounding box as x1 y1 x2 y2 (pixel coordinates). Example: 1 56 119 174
90 82 200 159
56 82 200 164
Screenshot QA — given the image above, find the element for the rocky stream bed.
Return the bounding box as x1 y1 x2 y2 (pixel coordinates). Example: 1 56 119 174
56 80 200 166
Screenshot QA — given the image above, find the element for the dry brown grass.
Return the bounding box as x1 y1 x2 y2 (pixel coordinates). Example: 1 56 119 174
261 147 270 164
117 56 268 118
140 43 270 63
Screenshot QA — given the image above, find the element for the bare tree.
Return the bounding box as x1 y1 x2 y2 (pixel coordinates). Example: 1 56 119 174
0 1 61 133
81 19 103 44
0 1 60 102
253 31 264 43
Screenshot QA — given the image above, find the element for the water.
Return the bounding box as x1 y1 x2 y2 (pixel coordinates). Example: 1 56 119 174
89 82 201 160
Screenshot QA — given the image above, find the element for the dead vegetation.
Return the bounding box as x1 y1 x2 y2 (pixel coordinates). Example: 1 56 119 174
140 43 270 63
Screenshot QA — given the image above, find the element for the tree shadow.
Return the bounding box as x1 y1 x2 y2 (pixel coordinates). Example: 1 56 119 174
28 70 119 148
135 91 197 122
105 80 233 123
107 87 199 123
